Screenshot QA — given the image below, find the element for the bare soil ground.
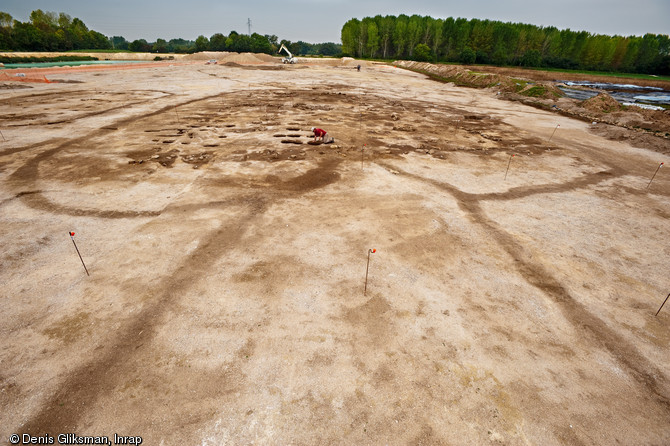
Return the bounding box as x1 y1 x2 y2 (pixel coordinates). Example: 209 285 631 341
461 64 670 90
395 61 670 154
1 59 669 445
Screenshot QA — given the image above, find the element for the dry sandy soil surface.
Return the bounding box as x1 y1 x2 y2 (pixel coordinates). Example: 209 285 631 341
1 58 669 445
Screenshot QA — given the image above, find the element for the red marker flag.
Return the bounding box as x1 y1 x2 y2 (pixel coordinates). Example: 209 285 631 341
365 248 376 295
68 231 89 276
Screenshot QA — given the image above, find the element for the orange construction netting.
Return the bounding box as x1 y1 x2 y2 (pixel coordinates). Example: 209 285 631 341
0 71 51 83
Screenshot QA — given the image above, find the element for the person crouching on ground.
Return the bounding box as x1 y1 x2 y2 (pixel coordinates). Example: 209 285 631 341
311 127 327 142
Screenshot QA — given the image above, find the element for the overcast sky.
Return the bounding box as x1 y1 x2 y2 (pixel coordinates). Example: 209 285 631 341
2 0 669 43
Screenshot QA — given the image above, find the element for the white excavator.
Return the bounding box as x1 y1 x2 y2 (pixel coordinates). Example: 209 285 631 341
279 44 297 64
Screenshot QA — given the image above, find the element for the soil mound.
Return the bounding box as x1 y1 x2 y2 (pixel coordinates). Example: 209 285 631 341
394 61 507 88
221 53 264 64
183 51 233 61
340 58 370 68
183 52 279 64
582 93 622 113
254 53 280 63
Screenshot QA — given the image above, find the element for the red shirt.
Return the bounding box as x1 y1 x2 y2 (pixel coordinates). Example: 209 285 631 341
313 128 326 137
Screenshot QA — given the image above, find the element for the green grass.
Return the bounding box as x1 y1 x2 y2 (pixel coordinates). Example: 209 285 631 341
426 61 670 82
68 49 134 53
520 85 548 97
0 55 98 63
511 78 530 92
351 58 670 82
525 66 670 82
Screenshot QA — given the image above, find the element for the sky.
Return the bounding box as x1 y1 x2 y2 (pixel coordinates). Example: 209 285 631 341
2 0 669 44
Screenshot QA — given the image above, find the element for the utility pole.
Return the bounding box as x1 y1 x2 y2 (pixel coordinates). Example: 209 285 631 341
248 18 252 36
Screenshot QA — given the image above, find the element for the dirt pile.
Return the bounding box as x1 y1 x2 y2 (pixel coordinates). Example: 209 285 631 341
183 52 282 64
466 64 670 90
221 53 267 64
340 57 370 68
254 53 280 63
397 60 669 141
395 60 508 88
396 60 563 101
582 92 622 113
183 51 233 61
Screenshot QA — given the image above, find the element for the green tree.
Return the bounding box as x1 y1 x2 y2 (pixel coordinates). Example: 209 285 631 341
250 33 273 54
340 19 359 56
406 15 423 56
413 43 431 61
366 20 379 57
229 33 251 52
266 34 278 48
29 9 57 32
0 11 13 50
0 11 12 28
609 36 629 71
89 30 111 49
110 36 129 50
521 49 542 67
12 21 42 50
636 33 660 72
153 38 168 53
128 39 150 52
392 15 408 58
460 46 476 64
357 19 368 57
429 18 443 61
377 15 393 59
195 35 209 52
168 38 195 53
318 42 340 56
338 14 668 73
68 17 90 49
454 18 471 56
57 13 71 29
210 33 226 51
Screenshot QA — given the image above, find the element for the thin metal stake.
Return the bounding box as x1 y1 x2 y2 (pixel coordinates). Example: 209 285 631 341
656 293 670 316
504 154 515 180
174 106 181 127
646 162 664 189
0 129 6 141
548 124 560 142
69 232 89 276
361 144 366 170
364 248 376 295
359 83 363 133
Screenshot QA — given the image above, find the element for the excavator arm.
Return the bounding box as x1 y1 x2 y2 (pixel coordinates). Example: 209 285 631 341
278 44 296 64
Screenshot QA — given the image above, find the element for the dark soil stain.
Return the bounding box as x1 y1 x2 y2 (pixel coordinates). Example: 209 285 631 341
273 159 341 192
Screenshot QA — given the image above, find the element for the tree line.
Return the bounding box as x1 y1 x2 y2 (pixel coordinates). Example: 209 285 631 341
0 10 109 51
0 10 341 57
341 15 670 74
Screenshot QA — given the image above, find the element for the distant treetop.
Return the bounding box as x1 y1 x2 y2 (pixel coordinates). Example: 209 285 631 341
0 9 342 57
341 14 670 74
